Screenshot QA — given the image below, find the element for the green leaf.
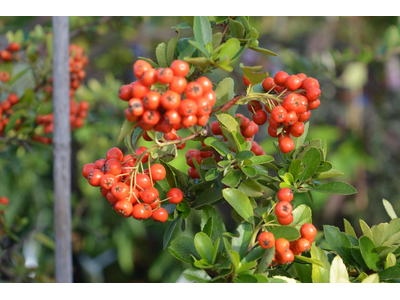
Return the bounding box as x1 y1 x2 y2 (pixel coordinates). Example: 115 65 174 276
241 166 257 178
169 236 200 263
229 19 245 38
323 225 353 265
360 219 374 240
137 56 159 68
193 16 212 46
292 122 310 149
344 219 357 238
204 137 230 156
212 32 223 49
242 247 267 265
283 173 295 185
202 217 213 237
359 236 379 271
183 16 194 27
238 178 264 197
299 147 321 181
249 46 278 56
194 232 214 263
309 181 357 195
350 247 369 270
167 28 180 65
379 265 400 281
292 205 312 228
219 38 240 61
316 169 345 179
240 63 269 85
310 244 330 283
237 261 258 274
361 274 379 283
385 253 396 269
295 255 326 268
155 42 168 67
232 223 253 260
117 120 136 143
255 247 276 274
243 155 274 166
330 256 350 283
222 188 254 223
289 159 302 182
215 78 235 114
191 186 223 208
235 150 254 161
183 268 211 283
200 206 226 244
216 113 240 133
294 263 312 283
221 170 242 187
205 168 221 181
270 226 300 241
383 199 398 219
188 40 210 57
371 222 390 247
163 215 181 249
211 238 220 264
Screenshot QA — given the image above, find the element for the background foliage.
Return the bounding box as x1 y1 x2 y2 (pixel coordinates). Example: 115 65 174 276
1 16 400 282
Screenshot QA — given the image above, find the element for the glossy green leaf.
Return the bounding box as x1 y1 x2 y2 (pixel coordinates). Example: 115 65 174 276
194 232 214 263
249 46 278 56
238 178 264 197
243 155 274 166
204 137 230 156
330 255 350 283
193 16 212 46
309 181 357 195
221 170 242 187
270 226 300 241
359 236 379 271
169 236 200 263
222 188 254 223
323 225 353 265
163 216 181 249
310 244 330 283
299 147 321 181
344 219 357 238
361 274 379 283
155 42 168 67
232 223 253 260
292 205 312 228
183 268 211 283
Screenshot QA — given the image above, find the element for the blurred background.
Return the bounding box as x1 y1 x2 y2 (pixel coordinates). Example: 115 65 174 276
0 16 400 282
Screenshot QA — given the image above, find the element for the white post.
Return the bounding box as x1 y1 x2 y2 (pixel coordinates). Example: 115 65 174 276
52 16 72 283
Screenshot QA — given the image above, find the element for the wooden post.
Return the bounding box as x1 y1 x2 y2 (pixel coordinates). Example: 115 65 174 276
52 16 72 283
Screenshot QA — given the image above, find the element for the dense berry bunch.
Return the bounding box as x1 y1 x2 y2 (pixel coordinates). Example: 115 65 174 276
258 222 317 266
82 147 184 222
0 42 21 83
244 71 321 154
0 94 20 136
68 44 88 98
119 60 216 132
34 99 89 144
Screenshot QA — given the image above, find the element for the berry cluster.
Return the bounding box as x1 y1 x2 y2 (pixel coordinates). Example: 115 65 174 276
82 147 184 222
0 42 21 83
244 71 321 154
274 187 295 225
68 44 88 98
34 99 89 144
143 128 186 150
257 223 317 265
0 94 20 136
119 60 216 132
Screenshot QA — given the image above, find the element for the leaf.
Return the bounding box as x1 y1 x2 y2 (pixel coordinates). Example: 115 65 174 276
316 169 344 179
117 120 136 143
200 206 226 245
34 233 54 250
344 219 357 238
241 166 257 178
167 28 180 65
222 188 254 223
204 137 230 156
240 63 269 85
137 56 159 68
360 219 374 240
270 226 300 241
359 236 380 271
163 215 181 249
255 247 275 274
211 238 220 264
383 199 398 219
215 78 235 114
221 170 242 187
361 274 379 283
299 147 321 181
188 40 210 57
309 181 357 195
237 261 258 275
193 16 212 46
217 113 240 133
183 16 194 27
283 173 295 185
385 253 396 269
289 159 302 182
219 38 240 61
183 268 212 283
249 46 278 56
323 225 353 265
232 223 253 260
379 265 400 280
294 263 312 283
243 155 274 166
212 32 223 49
155 42 168 67
330 256 350 283
229 19 245 38
235 150 254 162
169 236 200 263
295 255 326 268
238 178 264 197
292 122 310 149
242 247 267 264
194 232 214 263
310 244 330 283
191 187 223 208
350 247 369 270
292 205 312 228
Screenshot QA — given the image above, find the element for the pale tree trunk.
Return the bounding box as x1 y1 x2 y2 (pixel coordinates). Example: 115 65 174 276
52 16 73 283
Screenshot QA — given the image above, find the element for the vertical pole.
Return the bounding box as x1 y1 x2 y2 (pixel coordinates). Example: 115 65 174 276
52 16 72 283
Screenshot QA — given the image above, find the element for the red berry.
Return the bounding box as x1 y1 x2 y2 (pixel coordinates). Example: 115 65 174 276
114 200 133 218
150 164 166 181
279 136 294 154
167 188 184 204
152 208 169 223
275 201 293 218
285 75 302 91
258 232 275 249
274 71 289 86
277 188 293 202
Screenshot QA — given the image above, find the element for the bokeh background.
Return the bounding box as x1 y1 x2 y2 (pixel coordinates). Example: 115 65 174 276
1 16 400 282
